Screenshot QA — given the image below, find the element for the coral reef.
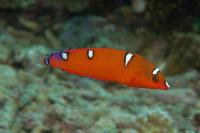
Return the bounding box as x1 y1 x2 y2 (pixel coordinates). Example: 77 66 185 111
0 1 200 132
133 109 177 133
166 33 200 75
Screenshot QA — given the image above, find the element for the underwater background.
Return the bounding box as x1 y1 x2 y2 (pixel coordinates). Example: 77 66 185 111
0 0 200 133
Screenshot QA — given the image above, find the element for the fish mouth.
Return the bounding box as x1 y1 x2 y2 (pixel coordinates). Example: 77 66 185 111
44 54 52 65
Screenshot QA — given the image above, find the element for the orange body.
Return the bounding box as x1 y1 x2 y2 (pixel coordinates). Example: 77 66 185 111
45 48 170 90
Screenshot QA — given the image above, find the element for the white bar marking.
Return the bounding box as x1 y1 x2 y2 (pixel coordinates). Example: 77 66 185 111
125 53 133 66
166 81 170 88
152 67 160 75
61 52 68 60
88 50 94 59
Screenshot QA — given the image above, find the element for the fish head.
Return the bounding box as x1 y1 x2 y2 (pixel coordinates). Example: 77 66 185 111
43 51 68 70
128 55 170 90
149 68 170 90
129 67 170 90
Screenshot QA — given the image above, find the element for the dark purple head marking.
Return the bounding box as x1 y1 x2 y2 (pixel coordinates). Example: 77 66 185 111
54 52 62 59
44 51 66 66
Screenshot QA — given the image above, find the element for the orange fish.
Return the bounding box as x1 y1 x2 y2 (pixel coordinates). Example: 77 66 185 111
44 48 170 90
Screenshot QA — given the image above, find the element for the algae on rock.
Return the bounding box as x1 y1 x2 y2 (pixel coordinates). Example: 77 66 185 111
133 108 177 133
89 117 118 133
0 64 18 87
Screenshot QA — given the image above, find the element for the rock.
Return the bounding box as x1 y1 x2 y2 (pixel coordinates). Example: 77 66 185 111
0 0 89 13
121 129 138 133
44 30 62 49
0 85 11 99
131 0 146 13
108 106 135 127
167 69 199 88
60 16 150 51
89 117 117 133
0 129 11 133
0 99 16 129
14 45 49 71
193 113 200 130
47 85 69 105
166 33 200 75
19 107 46 131
0 64 18 87
47 0 89 12
152 88 197 104
133 108 177 133
17 70 43 85
144 0 199 31
19 83 44 106
76 78 113 99
19 17 41 32
0 31 15 43
0 31 15 63
63 107 94 128
0 0 36 8
81 101 110 120
0 45 11 63
64 0 89 12
60 16 113 48
110 89 137 106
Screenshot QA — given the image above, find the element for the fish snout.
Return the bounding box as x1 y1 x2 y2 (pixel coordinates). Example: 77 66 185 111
44 54 52 65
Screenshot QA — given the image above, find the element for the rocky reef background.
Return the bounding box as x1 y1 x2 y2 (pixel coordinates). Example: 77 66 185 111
0 0 200 133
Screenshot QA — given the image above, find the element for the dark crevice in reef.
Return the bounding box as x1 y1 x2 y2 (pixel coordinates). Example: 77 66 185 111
11 61 24 69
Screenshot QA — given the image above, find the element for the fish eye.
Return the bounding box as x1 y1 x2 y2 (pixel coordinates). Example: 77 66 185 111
152 67 160 83
152 74 159 82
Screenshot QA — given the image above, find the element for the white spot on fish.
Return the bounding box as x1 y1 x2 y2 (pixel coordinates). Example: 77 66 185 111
152 67 160 75
61 52 68 60
88 50 94 59
166 81 170 88
125 53 133 66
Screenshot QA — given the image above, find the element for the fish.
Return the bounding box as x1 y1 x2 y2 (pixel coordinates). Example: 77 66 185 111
44 48 170 90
